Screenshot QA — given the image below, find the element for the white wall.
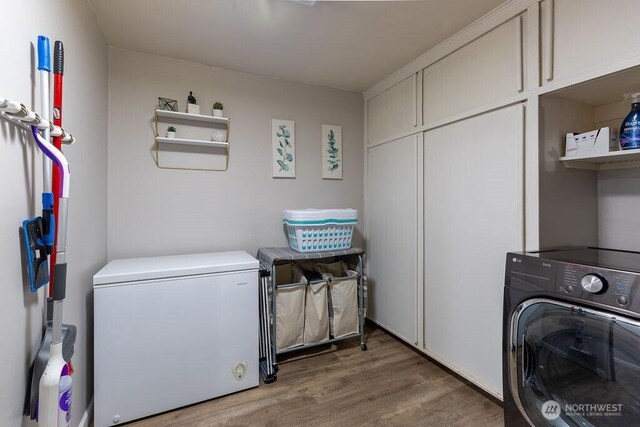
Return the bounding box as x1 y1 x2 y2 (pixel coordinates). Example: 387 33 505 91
598 169 640 252
539 96 599 249
0 1 108 426
595 102 640 252
108 47 364 260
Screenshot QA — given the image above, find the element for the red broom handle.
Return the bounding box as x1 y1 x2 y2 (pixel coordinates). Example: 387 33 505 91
50 41 63 297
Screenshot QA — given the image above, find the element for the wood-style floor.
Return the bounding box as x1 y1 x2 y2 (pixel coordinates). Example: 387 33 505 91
129 326 504 426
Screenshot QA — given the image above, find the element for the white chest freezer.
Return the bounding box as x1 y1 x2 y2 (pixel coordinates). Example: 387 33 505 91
93 251 259 427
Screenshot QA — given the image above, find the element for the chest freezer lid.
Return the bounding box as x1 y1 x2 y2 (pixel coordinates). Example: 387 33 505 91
93 251 259 285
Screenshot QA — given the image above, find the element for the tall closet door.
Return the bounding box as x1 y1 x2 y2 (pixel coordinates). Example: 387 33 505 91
367 135 418 344
424 104 524 397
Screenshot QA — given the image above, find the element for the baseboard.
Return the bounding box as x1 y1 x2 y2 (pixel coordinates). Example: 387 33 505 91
78 398 94 427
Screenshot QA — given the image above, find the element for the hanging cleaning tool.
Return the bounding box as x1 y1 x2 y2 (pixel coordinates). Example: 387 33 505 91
50 40 64 296
38 36 52 196
8 36 55 293
3 94 78 419
32 124 73 427
0 91 78 423
620 92 640 151
34 35 74 427
37 36 55 258
21 216 50 292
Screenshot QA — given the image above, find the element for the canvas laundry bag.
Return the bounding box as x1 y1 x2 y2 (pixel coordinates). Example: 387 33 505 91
303 280 330 344
273 263 306 350
296 261 330 344
318 261 359 338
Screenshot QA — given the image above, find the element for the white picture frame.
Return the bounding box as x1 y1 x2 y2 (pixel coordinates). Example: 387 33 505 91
272 119 296 178
322 124 342 179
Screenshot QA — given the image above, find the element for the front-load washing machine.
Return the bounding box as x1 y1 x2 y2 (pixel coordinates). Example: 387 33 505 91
503 247 640 426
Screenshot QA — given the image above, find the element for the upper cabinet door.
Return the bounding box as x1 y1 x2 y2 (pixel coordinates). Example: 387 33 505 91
422 16 524 125
367 74 417 144
543 0 640 84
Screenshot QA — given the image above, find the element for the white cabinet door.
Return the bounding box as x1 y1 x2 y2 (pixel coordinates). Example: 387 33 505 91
367 134 418 344
424 104 524 397
422 16 524 125
367 74 417 144
543 0 640 84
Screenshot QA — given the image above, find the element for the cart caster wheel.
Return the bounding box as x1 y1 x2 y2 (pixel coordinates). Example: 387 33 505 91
361 344 368 351
264 375 278 384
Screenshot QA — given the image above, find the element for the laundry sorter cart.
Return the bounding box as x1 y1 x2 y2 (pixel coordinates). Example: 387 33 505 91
257 247 366 383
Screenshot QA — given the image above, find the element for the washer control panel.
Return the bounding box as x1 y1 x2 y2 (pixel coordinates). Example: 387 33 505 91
556 263 637 309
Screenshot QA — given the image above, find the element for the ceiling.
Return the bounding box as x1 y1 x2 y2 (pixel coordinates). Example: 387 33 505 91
88 0 506 92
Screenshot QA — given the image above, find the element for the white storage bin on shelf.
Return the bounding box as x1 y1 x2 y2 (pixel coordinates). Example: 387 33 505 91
272 263 306 351
283 209 358 253
317 261 359 338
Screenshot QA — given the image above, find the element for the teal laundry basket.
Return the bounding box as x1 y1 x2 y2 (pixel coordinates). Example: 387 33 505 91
283 209 358 253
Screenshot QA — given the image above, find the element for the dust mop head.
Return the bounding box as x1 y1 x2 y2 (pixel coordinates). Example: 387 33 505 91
22 217 49 292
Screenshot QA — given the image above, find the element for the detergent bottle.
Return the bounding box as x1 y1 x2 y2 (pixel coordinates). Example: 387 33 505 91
620 92 640 150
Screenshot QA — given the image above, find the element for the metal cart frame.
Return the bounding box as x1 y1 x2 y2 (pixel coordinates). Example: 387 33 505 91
257 247 367 383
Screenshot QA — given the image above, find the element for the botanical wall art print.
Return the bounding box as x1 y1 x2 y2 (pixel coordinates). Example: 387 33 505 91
322 124 342 179
272 119 296 178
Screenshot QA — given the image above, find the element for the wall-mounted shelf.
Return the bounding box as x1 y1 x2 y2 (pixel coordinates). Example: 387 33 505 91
153 108 230 171
155 109 229 125
155 137 229 149
560 149 640 171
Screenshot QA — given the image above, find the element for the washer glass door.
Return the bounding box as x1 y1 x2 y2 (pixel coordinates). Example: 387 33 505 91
510 299 640 426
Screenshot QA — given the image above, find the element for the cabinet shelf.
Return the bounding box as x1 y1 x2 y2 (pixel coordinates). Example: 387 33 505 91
155 109 229 125
155 137 229 149
560 149 640 171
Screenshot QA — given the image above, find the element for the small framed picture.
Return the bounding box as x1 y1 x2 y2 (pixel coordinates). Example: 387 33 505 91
272 119 296 178
158 97 178 112
322 124 342 179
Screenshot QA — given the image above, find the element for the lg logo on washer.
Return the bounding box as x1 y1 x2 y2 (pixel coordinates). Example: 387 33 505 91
541 400 562 420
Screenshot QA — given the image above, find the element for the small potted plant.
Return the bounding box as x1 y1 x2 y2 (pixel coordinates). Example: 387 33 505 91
166 126 176 138
212 102 224 118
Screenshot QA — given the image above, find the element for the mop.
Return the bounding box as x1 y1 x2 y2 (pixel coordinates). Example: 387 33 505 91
32 119 73 426
21 36 55 293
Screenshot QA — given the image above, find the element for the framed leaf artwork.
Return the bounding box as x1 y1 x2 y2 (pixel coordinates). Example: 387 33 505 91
322 124 342 179
272 119 296 178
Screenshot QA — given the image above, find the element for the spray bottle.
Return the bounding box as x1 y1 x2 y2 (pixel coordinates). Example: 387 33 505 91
620 92 640 150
